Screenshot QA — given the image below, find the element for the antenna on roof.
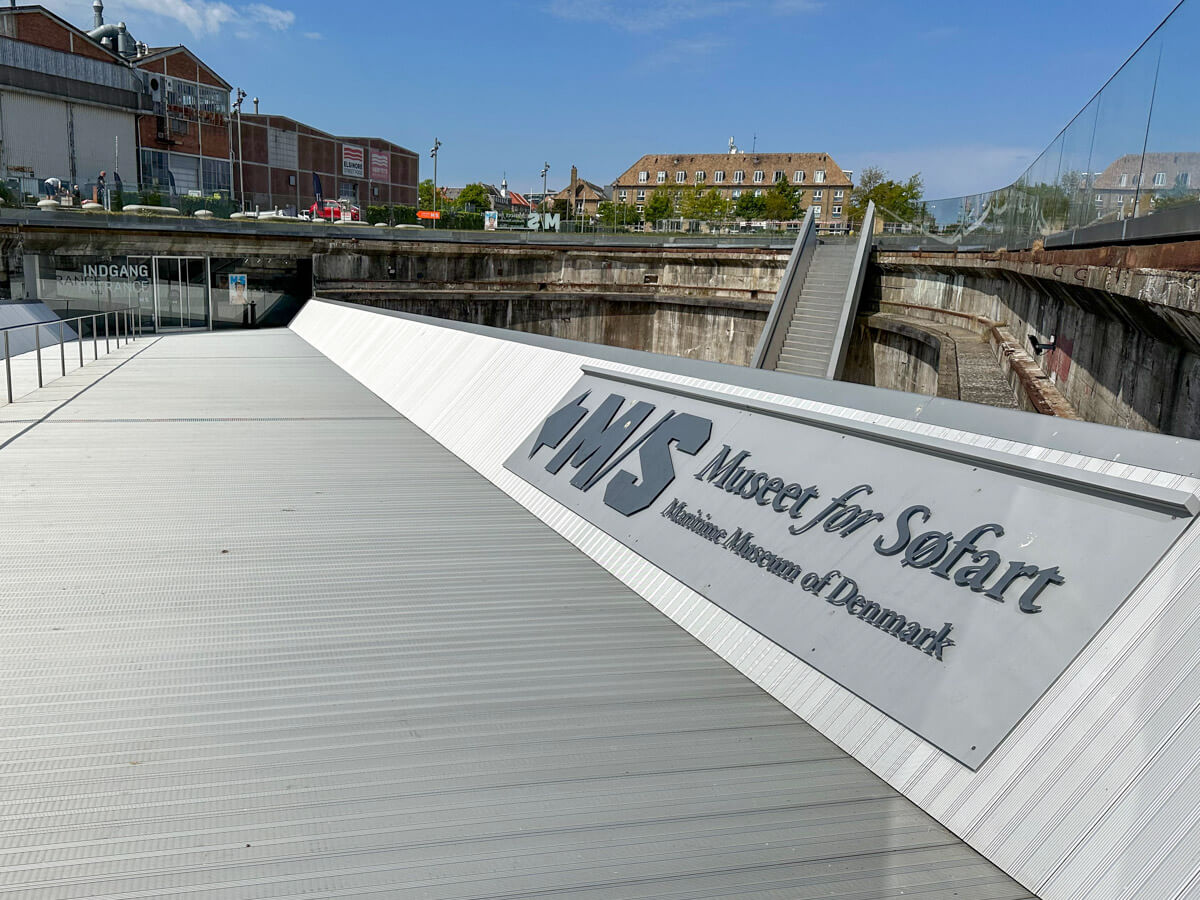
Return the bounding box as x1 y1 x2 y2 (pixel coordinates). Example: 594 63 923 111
752 133 757 153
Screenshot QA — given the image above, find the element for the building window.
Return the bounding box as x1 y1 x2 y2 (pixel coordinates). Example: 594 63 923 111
636 204 644 213
1154 171 1167 186
619 190 627 201
1114 195 1123 204
1182 173 1192 187
201 157 231 194
1118 173 1128 187
676 171 686 183
695 170 705 182
733 170 744 183
754 189 763 197
794 170 805 182
732 189 742 199
638 171 648 183
198 85 229 118
833 189 844 200
814 170 826 183
813 189 823 200
576 200 584 213
753 170 764 183
832 205 842 218
812 205 822 218
636 189 646 201
773 170 783 182
714 170 725 183
657 171 666 183
1095 194 1104 205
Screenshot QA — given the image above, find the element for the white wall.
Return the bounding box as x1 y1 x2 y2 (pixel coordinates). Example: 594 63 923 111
0 90 136 189
291 299 1200 900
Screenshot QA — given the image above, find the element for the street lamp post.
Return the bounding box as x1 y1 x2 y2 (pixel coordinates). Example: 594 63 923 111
233 88 247 212
540 162 549 220
430 138 441 229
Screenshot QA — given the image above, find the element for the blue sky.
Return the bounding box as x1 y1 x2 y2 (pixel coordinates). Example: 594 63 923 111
43 0 1183 198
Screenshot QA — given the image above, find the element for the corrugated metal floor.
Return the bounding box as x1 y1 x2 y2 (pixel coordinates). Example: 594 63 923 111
0 329 1036 899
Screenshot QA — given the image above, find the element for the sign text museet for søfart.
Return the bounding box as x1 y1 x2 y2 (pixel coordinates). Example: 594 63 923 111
505 370 1194 768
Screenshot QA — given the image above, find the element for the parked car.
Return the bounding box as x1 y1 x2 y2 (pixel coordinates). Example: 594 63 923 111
309 201 361 222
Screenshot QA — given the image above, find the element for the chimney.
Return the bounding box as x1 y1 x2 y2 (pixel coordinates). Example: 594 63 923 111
92 0 104 28
253 97 259 114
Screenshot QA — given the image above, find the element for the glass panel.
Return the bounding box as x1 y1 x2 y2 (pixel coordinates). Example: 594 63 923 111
873 3 1193 249
1140 0 1200 220
183 259 208 329
155 258 182 329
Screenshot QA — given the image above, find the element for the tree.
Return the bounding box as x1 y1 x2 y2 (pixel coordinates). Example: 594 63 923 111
763 176 802 221
418 179 437 211
679 184 709 220
456 183 492 212
644 186 676 225
735 191 767 219
847 166 924 224
597 200 642 228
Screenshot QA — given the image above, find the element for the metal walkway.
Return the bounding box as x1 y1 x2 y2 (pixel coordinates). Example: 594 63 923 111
752 203 876 379
774 241 859 377
0 328 1034 899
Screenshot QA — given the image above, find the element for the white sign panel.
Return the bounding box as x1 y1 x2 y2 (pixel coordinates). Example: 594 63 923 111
342 144 364 178
505 369 1197 768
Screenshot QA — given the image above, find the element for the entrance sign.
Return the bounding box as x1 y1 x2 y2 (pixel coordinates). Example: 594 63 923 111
505 368 1198 768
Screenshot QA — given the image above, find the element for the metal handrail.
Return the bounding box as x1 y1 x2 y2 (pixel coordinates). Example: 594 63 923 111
750 207 818 369
1 305 141 403
825 201 876 381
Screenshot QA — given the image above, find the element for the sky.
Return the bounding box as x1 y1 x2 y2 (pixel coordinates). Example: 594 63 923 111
41 0 1184 199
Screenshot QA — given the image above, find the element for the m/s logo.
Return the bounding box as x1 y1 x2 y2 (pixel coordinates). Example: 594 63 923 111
529 391 712 516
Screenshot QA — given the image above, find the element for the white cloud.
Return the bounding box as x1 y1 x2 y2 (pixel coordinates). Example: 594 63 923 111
247 3 294 30
546 0 745 33
303 31 323 40
39 0 294 38
545 0 821 31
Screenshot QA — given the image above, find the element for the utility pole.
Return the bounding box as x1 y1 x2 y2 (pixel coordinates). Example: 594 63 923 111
429 138 441 229
540 161 549 223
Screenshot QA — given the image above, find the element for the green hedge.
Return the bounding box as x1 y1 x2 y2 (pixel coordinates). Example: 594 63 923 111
365 205 421 225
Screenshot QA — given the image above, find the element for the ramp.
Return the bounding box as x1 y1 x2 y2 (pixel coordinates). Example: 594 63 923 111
753 201 875 378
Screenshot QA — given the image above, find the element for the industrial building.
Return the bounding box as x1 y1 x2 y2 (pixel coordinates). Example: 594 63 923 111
0 2 417 209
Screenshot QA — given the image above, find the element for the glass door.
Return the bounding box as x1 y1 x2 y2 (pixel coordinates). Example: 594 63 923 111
154 257 183 329
153 257 209 330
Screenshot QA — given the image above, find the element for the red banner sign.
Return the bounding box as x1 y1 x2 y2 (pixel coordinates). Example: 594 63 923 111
417 210 441 220
370 150 390 183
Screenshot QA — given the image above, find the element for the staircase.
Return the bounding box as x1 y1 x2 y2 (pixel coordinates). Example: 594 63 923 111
774 241 859 378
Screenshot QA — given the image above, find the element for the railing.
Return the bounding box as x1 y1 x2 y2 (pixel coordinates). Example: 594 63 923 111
750 207 818 369
0 306 141 404
827 201 875 380
876 0 1200 251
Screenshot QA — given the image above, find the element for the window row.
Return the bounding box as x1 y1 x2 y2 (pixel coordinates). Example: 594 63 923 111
635 168 828 186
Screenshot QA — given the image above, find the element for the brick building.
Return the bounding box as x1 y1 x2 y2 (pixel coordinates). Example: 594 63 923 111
134 46 232 199
237 115 418 213
612 150 854 227
551 166 608 218
0 4 145 198
0 2 417 211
